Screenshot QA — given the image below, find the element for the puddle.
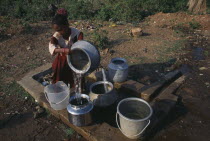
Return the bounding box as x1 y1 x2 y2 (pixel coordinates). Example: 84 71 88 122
193 47 205 60
32 68 53 86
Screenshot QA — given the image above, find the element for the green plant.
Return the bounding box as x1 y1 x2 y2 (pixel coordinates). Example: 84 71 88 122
61 0 94 20
204 51 209 57
0 0 189 23
0 81 33 101
90 29 109 50
0 0 55 22
59 124 75 137
189 19 201 29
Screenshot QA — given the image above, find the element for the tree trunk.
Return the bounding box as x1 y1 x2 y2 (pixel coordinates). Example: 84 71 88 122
188 0 206 14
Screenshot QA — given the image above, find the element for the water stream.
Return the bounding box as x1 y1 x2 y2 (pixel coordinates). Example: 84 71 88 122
73 73 82 104
102 68 108 93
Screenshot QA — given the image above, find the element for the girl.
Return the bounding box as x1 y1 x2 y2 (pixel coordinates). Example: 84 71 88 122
49 10 83 87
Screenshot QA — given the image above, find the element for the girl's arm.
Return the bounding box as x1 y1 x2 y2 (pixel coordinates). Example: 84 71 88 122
49 37 71 55
78 32 83 40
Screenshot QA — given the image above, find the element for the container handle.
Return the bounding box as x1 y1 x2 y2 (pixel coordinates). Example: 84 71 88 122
44 92 70 105
116 112 150 137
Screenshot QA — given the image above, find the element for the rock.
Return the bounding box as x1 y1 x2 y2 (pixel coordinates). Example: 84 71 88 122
104 48 109 54
131 28 143 37
37 107 45 114
27 46 31 50
33 106 45 119
199 67 207 70
203 30 210 37
35 106 41 110
109 23 117 27
109 50 115 55
33 111 39 119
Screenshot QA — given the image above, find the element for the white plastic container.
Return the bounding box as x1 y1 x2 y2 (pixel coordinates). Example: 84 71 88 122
108 58 128 83
44 81 70 110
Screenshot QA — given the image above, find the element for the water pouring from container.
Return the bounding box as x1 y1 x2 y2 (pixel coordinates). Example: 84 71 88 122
101 68 108 93
73 73 83 105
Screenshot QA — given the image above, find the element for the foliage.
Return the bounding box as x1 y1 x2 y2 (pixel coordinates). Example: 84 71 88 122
61 0 94 20
0 0 188 22
0 81 33 101
0 0 55 22
90 29 109 50
189 19 201 29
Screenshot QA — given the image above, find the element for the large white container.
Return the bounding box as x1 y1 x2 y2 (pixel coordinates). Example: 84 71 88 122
116 98 153 139
108 58 128 83
44 81 70 110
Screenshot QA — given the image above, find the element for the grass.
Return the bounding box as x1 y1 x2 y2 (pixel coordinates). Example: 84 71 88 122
0 0 188 23
88 29 110 50
59 124 75 138
155 39 186 63
204 50 209 57
0 81 34 101
207 0 210 14
188 19 201 29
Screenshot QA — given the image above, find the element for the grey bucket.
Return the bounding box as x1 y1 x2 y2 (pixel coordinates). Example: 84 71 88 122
116 98 153 139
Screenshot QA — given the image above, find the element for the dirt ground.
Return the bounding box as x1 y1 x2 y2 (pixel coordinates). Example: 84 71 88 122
0 12 210 141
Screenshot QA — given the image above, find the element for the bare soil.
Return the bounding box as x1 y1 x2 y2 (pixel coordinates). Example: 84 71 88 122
0 12 210 141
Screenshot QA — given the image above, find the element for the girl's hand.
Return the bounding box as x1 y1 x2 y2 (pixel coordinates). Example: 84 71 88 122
54 48 71 55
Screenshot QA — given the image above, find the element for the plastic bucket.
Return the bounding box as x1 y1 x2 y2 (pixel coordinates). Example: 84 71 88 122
44 81 70 110
116 98 153 139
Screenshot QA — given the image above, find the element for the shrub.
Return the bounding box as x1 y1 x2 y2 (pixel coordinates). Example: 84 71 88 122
0 0 55 22
61 0 94 20
90 30 109 50
0 0 188 22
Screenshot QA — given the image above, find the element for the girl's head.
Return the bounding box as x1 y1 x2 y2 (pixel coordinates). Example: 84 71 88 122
57 8 68 17
52 14 69 36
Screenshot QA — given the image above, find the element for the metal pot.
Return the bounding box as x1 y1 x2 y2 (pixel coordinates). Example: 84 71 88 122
67 94 93 127
67 40 100 74
89 81 117 107
108 57 128 83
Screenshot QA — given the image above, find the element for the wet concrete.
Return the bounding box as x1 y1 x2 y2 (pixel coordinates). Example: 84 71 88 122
193 47 205 60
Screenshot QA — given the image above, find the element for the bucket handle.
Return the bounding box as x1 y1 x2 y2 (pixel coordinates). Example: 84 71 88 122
44 92 70 105
116 112 150 137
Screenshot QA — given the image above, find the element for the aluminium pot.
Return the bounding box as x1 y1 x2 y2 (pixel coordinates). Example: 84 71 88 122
67 94 93 127
89 81 117 107
67 40 100 74
108 57 128 83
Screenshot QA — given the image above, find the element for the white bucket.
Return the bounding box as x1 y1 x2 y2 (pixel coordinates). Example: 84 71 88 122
116 98 153 139
44 81 70 110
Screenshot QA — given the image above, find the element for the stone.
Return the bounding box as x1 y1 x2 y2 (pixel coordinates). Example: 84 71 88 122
131 28 143 37
104 48 109 54
141 69 181 102
118 80 146 97
27 46 31 50
199 67 207 70
141 81 164 102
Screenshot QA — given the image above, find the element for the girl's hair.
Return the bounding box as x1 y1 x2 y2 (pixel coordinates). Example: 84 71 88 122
52 14 69 26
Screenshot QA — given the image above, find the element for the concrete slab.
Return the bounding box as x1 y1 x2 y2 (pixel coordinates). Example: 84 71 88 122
17 63 182 141
17 64 135 141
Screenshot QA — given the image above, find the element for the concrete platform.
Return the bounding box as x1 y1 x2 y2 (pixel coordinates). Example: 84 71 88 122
17 64 185 141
